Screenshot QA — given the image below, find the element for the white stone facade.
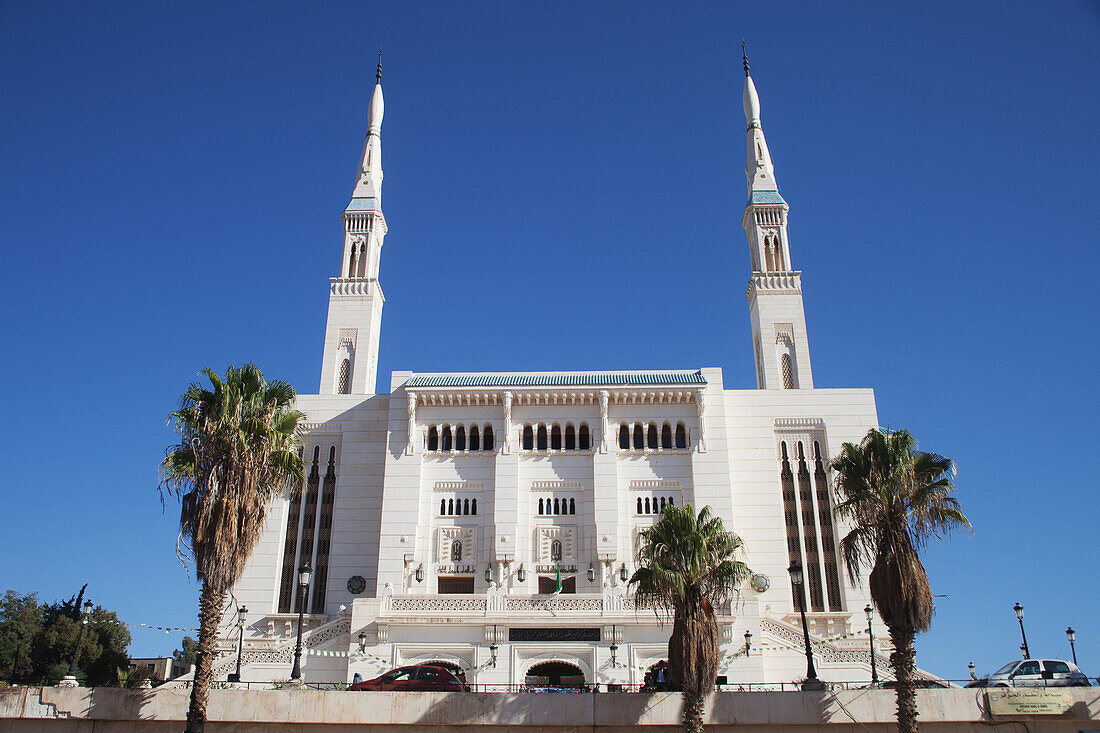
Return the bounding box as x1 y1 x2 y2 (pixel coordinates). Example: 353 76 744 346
214 62 894 688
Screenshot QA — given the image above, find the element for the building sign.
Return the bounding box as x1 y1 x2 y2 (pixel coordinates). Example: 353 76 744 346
509 627 601 642
535 564 577 573
987 689 1073 716
435 565 477 574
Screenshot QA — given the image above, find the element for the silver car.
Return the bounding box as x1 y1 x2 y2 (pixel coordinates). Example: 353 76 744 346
987 659 1090 687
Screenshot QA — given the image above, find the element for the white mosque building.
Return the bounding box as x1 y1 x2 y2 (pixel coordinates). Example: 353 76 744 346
211 55 895 689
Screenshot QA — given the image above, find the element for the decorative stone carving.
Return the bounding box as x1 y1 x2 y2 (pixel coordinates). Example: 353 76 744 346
502 391 512 453
437 527 476 563
389 596 487 612
536 525 576 561
505 597 602 612
696 389 707 451
406 392 417 455
599 390 609 452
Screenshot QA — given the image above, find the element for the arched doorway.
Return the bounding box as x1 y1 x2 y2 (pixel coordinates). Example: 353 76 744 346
525 661 586 689
421 660 467 687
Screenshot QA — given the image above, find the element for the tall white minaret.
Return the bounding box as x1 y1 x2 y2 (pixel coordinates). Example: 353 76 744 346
319 52 388 395
741 47 814 390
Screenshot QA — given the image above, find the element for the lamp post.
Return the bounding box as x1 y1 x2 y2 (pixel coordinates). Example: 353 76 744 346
229 606 247 683
1066 627 1077 666
1013 603 1030 659
865 604 879 684
60 600 94 687
290 563 312 681
788 561 822 690
968 662 976 680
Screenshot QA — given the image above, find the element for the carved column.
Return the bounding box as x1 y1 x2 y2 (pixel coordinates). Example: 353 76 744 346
406 393 417 455
696 389 707 452
502 391 513 454
599 390 609 453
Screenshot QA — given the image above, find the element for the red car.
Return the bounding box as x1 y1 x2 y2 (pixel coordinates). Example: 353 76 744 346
348 665 466 692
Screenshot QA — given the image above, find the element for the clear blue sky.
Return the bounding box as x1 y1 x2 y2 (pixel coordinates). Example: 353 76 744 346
1 1 1097 680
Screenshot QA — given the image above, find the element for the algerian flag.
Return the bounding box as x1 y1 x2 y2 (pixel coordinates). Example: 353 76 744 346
553 563 562 594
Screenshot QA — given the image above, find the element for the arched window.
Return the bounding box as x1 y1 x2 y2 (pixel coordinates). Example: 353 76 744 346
471 498 477 515
578 424 590 450
644 497 651 514
483 425 494 450
675 423 687 449
553 498 560 515
537 424 548 451
661 423 672 449
538 498 544 515
781 353 795 389
455 426 466 451
637 497 643 514
668 496 674 507
619 424 629 449
427 426 439 452
464 498 471 515
569 498 575 515
551 425 562 450
633 423 644 450
338 359 351 394
660 497 666 511
522 425 534 450
469 425 480 451
441 426 453 451
564 424 576 450
647 422 658 450
550 540 563 562
450 540 462 562
448 498 454 515
440 498 446 515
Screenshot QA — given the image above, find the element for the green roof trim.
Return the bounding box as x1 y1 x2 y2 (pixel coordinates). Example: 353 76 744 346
406 372 706 388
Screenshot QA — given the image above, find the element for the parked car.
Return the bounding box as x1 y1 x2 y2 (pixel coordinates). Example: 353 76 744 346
348 665 466 692
986 659 1090 687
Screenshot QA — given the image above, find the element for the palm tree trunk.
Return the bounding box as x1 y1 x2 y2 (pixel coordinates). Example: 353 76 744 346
681 691 705 733
185 583 226 733
889 626 918 733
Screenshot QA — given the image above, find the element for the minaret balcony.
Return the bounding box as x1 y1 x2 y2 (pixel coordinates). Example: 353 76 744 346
330 277 382 298
746 270 802 298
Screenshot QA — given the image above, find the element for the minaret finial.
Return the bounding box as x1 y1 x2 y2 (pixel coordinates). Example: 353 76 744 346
741 40 750 77
376 47 383 84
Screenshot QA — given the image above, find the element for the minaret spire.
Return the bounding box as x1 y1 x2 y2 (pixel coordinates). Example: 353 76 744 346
319 65 390 395
739 52 814 390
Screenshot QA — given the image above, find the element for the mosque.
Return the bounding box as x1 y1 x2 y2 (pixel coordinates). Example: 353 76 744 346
213 53 892 688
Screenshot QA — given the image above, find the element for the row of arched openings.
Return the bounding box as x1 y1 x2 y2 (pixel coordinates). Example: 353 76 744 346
427 424 495 452
537 497 577 515
522 423 591 451
440 497 477 516
618 422 688 450
636 496 675 515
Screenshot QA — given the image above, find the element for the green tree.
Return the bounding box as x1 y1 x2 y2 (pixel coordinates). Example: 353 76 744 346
831 428 971 733
2 588 130 686
629 504 751 733
1 590 43 683
173 635 199 668
161 364 304 733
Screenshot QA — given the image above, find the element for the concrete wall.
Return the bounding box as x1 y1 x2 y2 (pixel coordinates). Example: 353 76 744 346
3 686 1098 732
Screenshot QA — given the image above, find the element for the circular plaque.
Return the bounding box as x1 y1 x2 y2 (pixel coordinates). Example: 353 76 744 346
749 573 770 593
347 575 366 594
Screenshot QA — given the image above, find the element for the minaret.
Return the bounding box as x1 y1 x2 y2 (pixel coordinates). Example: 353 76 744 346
741 47 814 390
319 52 388 395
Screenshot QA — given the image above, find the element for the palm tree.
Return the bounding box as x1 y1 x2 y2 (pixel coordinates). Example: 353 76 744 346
831 428 970 733
629 504 751 733
160 364 304 733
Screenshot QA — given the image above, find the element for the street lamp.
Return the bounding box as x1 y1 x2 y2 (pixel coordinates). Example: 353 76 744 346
587 564 596 583
484 565 494 586
787 561 822 690
1066 627 1077 666
865 604 879 684
619 564 629 583
744 630 752 653
609 625 619 667
968 662 976 680
1013 603 1030 659
229 605 248 683
414 564 424 583
489 625 499 668
358 631 368 654
517 564 527 583
61 600 94 687
290 563 312 681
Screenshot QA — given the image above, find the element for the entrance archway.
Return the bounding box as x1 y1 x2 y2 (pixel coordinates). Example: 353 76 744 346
525 661 585 689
